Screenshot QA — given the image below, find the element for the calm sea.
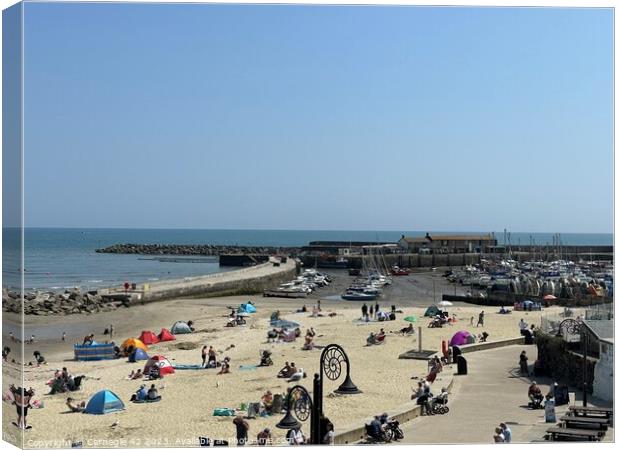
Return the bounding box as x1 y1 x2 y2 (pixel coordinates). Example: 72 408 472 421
2 228 613 291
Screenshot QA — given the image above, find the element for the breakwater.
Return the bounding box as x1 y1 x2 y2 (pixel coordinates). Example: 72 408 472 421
96 243 300 256
4 260 298 315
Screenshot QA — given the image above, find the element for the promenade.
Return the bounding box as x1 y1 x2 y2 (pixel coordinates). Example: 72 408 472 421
400 345 614 444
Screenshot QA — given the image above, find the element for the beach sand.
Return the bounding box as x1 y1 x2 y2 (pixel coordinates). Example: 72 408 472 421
3 271 560 448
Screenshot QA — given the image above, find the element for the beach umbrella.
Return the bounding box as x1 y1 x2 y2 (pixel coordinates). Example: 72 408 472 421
438 301 453 307
403 316 418 323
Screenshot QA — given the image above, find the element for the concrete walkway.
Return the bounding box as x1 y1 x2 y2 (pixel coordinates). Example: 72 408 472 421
399 345 613 444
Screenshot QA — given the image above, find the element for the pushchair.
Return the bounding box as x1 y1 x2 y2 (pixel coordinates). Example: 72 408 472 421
259 350 273 366
431 389 449 414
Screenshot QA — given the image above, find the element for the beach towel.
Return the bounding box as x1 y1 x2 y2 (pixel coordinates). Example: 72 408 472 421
213 408 235 417
172 364 208 370
270 319 300 329
239 365 258 371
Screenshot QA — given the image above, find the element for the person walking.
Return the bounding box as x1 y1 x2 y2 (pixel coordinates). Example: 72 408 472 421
361 303 368 321
369 305 374 319
477 311 485 327
375 301 380 319
499 423 512 443
233 414 249 446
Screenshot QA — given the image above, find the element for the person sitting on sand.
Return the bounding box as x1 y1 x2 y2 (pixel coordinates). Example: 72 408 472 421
128 370 136 380
66 397 86 413
132 385 148 402
367 332 377 346
187 320 195 332
267 329 279 343
132 369 143 380
257 428 272 446
289 362 298 375
311 306 319 318
399 323 414 335
302 334 315 351
217 357 231 375
261 391 273 412
478 331 489 343
147 384 161 401
147 365 161 380
294 328 302 338
376 328 386 342
278 362 292 378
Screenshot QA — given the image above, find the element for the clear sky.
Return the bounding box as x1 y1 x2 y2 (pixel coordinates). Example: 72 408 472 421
22 4 613 232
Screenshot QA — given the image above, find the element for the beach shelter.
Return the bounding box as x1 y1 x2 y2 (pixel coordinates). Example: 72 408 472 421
158 328 176 342
449 330 473 347
120 338 148 353
404 316 418 323
171 321 192 334
128 348 149 362
138 330 160 345
144 355 175 376
84 390 125 414
74 343 116 361
424 305 441 317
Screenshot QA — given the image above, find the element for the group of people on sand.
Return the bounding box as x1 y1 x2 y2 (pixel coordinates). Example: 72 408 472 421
277 361 306 381
131 384 162 403
232 412 333 446
366 328 387 345
493 423 512 443
49 367 85 394
267 327 302 343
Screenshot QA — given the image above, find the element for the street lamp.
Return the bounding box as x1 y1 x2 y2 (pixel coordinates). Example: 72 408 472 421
276 385 312 431
277 344 360 444
557 319 588 406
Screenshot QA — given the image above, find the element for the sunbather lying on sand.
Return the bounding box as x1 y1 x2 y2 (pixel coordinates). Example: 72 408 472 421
66 397 86 413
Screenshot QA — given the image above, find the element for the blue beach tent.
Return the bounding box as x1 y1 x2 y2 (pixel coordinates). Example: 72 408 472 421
238 303 257 314
171 321 192 334
84 390 125 414
128 348 149 362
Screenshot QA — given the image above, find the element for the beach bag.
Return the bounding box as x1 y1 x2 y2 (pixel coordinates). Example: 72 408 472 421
213 408 235 417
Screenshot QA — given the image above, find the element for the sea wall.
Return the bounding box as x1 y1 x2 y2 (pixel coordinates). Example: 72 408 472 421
134 261 298 304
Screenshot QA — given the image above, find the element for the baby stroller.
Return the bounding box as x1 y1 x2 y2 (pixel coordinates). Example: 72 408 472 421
259 350 273 367
431 389 449 414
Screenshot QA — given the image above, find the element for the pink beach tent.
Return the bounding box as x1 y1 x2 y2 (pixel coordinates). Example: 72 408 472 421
449 330 473 347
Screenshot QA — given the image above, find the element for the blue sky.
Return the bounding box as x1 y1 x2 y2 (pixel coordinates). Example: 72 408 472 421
21 4 613 232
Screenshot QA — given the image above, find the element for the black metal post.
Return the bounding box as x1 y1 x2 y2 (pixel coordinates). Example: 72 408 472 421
311 374 321 445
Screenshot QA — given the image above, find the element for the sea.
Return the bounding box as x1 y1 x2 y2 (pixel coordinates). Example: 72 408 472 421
1 228 613 291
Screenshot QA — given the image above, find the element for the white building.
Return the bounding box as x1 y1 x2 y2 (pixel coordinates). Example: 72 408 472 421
583 320 613 402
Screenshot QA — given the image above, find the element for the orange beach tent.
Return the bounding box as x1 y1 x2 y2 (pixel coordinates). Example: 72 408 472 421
120 338 148 354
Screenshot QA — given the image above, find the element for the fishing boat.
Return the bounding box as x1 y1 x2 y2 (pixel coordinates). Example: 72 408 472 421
263 288 309 299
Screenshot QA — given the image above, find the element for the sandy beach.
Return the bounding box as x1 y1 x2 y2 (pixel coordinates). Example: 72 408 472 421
3 271 560 448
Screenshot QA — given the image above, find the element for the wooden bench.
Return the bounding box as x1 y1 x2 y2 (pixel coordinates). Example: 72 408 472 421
546 427 601 441
560 415 609 431
569 406 613 420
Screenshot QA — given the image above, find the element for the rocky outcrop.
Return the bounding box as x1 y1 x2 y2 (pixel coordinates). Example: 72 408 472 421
2 288 128 316
96 243 301 256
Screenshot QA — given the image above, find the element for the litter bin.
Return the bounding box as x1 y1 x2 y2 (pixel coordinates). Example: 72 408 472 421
457 355 468 375
131 283 137 290
452 346 462 364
